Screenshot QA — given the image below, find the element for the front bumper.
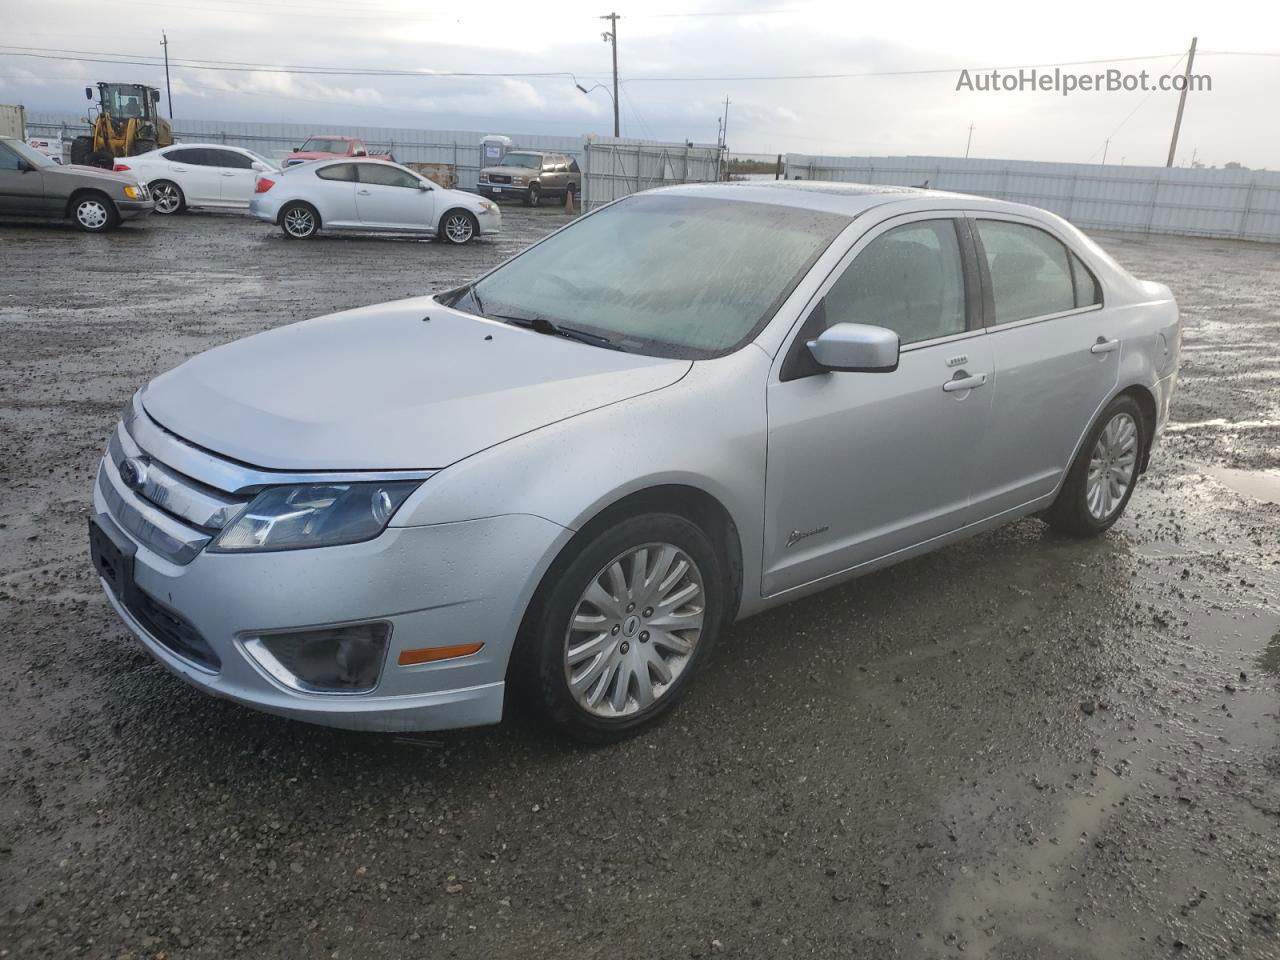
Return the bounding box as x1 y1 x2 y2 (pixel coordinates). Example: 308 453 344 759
475 205 502 236
115 199 155 220
93 459 569 732
478 183 531 202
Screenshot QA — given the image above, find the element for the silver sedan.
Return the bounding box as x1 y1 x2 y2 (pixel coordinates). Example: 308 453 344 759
90 182 1179 741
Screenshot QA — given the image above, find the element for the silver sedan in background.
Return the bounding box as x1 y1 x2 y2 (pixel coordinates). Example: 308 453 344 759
90 182 1178 741
248 157 500 243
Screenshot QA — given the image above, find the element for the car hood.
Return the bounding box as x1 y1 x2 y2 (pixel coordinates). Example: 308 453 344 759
481 165 537 176
141 297 690 471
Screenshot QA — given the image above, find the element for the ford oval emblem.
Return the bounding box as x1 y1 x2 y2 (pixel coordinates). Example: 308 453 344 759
118 457 148 491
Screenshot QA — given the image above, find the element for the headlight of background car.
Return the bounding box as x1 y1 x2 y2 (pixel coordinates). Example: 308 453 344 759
478 199 497 212
210 481 420 553
512 176 526 185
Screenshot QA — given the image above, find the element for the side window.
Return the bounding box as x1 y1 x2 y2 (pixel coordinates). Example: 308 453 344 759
1069 252 1102 308
165 147 204 164
315 163 357 182
356 164 420 188
0 145 22 170
976 220 1076 324
208 149 253 170
823 219 967 346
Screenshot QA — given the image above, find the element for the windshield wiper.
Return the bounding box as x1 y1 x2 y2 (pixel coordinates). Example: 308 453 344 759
493 313 619 349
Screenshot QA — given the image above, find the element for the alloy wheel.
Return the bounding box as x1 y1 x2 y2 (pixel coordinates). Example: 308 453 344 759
564 542 705 717
1086 411 1138 521
76 199 109 230
152 183 180 214
443 213 474 243
284 206 315 237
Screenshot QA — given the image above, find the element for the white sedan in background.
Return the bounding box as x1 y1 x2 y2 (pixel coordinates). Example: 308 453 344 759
114 143 278 215
248 157 500 243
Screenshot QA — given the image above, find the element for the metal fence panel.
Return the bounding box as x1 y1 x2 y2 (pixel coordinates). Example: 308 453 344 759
582 138 722 210
24 112 585 192
783 153 1280 242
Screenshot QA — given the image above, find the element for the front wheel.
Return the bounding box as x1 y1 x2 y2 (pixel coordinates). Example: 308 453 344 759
1045 396 1145 537
439 209 477 244
280 202 319 239
72 193 119 232
519 513 724 742
150 180 185 215
524 183 541 207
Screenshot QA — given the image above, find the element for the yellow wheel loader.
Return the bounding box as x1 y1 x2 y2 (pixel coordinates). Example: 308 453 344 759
70 82 174 168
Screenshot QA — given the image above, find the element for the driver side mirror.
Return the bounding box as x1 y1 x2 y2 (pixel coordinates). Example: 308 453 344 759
251 161 268 172
806 323 900 373
353 149 367 157
85 87 93 100
418 182 432 191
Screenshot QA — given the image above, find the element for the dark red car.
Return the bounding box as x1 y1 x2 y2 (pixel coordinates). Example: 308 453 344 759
284 135 394 168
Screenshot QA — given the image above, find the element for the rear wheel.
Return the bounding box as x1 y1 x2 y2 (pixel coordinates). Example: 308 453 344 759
150 180 185 215
70 136 93 166
280 202 319 239
71 192 119 232
1045 395 1145 537
439 209 477 244
519 513 723 742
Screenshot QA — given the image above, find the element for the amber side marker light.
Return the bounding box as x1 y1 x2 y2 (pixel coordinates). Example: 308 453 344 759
398 642 484 666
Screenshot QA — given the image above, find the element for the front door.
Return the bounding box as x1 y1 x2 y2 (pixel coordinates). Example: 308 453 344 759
966 215 1119 516
763 215 992 597
353 163 435 230
205 148 258 206
0 143 47 215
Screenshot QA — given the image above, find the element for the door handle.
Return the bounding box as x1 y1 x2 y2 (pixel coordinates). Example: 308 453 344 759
357 189 372 195
942 372 987 393
220 171 235 177
1090 338 1120 354
171 166 187 171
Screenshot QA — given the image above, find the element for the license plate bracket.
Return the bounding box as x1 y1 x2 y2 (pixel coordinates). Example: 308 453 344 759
89 514 136 602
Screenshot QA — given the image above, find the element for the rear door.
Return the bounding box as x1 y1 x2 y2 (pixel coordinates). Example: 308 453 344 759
165 147 222 204
967 215 1117 517
353 163 435 231
204 148 258 206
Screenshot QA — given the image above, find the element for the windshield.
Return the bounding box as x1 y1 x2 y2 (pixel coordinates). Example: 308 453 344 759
101 84 148 118
461 194 850 358
6 140 58 168
498 152 542 168
300 138 350 153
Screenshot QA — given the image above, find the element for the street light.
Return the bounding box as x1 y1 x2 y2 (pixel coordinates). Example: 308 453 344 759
576 82 616 110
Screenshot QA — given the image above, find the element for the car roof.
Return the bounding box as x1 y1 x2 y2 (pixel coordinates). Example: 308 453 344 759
161 143 251 151
651 179 1056 221
304 135 357 140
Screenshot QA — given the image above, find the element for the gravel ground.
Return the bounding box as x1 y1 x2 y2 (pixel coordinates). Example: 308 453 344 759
0 207 1278 960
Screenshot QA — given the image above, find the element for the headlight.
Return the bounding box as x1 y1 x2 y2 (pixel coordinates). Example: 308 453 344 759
124 184 144 199
512 176 526 185
478 199 497 212
209 481 420 553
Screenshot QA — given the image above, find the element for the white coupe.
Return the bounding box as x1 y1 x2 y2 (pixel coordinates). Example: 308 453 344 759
114 143 278 215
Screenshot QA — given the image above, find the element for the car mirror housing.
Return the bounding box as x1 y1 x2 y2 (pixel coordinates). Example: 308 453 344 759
251 161 268 172
806 322 900 373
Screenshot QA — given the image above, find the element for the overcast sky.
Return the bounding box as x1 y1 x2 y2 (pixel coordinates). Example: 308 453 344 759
2 0 1277 168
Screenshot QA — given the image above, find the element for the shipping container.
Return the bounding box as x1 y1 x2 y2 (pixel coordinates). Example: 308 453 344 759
0 103 26 140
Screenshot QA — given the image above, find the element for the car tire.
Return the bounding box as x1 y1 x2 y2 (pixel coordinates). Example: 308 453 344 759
1044 395 1145 537
439 209 478 245
150 180 186 215
280 201 320 239
70 136 94 166
525 183 541 207
517 513 724 743
70 192 119 233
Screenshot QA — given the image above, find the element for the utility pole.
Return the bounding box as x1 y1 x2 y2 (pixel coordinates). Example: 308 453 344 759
720 96 730 181
1166 35 1197 168
964 122 975 158
1101 138 1110 165
161 31 173 118
600 13 620 137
